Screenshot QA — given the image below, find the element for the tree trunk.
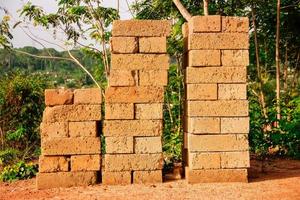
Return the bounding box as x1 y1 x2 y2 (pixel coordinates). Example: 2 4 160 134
203 0 209 16
275 0 281 126
172 0 192 21
283 43 288 92
251 6 268 119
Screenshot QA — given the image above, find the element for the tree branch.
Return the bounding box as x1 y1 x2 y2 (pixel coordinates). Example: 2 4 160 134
172 0 192 21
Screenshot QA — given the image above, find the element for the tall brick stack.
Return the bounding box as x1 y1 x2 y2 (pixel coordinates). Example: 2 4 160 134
103 20 171 185
183 16 250 183
37 88 102 189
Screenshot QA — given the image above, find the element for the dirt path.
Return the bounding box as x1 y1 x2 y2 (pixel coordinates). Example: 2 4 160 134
1 159 300 200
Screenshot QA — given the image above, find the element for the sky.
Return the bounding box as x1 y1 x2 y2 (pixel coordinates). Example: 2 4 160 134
0 0 135 49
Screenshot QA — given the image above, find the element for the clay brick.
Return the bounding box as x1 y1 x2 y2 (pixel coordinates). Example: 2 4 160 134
139 70 168 86
222 16 249 33
69 121 98 137
42 105 101 123
185 67 247 84
109 70 138 86
112 20 171 37
186 84 217 100
189 50 221 66
106 137 134 154
39 156 69 173
105 86 164 103
42 137 100 155
187 100 249 117
111 37 138 53
135 103 163 119
135 137 162 154
133 170 162 184
102 171 131 185
222 50 249 66
71 155 101 171
218 84 247 100
185 117 220 134
40 122 68 138
189 153 221 170
45 89 73 106
187 134 249 152
103 120 162 137
74 88 102 104
188 33 249 50
189 15 221 33
111 54 169 70
221 117 249 134
104 154 163 172
221 151 250 168
186 168 248 183
139 37 167 53
182 23 189 38
105 103 134 120
37 171 97 189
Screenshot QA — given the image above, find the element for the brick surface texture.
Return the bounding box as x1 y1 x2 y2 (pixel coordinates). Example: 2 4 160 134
38 88 102 189
183 16 250 183
103 19 171 185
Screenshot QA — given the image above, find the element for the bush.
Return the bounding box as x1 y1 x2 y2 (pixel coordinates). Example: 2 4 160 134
0 161 38 182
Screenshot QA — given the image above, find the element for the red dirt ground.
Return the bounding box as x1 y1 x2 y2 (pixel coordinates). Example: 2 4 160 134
1 158 300 200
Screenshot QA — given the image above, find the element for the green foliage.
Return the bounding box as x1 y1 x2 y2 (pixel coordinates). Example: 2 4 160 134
0 149 20 166
0 161 38 182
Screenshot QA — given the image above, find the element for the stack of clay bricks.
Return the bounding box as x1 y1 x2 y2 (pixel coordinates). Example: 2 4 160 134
37 88 102 189
183 16 250 183
103 20 171 185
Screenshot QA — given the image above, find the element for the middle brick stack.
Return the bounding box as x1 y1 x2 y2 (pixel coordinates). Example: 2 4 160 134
103 20 171 185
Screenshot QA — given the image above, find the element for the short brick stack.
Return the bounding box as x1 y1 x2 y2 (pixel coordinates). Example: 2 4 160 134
37 88 102 189
103 20 171 185
183 16 250 183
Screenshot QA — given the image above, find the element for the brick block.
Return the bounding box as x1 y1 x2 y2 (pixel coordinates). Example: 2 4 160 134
139 70 168 86
222 16 249 33
111 37 138 53
112 20 171 37
187 100 249 117
37 172 97 189
189 153 221 170
218 84 247 100
111 54 169 70
135 103 163 119
39 156 69 173
71 155 101 171
188 134 249 152
185 117 220 134
106 137 134 154
186 168 248 183
186 84 217 100
45 89 73 106
222 50 249 66
221 151 250 168
69 121 98 137
105 103 134 119
109 70 138 86
74 88 102 105
103 120 162 137
188 33 249 50
133 170 162 184
104 154 163 172
185 67 247 84
182 22 189 38
189 15 221 33
40 122 68 138
135 137 162 154
189 50 221 66
43 105 101 123
221 117 249 134
102 171 131 185
105 86 164 103
139 37 167 53
42 137 100 155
